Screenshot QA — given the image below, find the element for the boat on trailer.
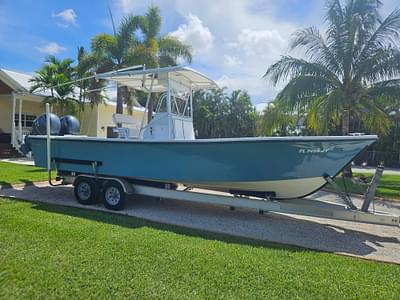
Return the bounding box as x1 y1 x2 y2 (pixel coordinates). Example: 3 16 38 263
26 66 399 226
30 134 376 199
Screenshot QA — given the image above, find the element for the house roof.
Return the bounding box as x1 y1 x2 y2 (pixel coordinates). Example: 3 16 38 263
0 68 50 96
0 68 144 110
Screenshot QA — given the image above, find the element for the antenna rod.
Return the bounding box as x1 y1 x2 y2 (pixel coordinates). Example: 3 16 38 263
44 65 144 90
108 2 117 37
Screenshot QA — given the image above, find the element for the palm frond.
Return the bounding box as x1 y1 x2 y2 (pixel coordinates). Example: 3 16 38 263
367 83 400 104
91 34 118 61
290 26 341 74
258 102 297 136
306 92 342 135
264 56 341 87
125 44 158 68
358 46 400 82
158 36 192 66
276 75 338 111
306 96 329 134
117 14 142 58
325 0 346 71
357 8 400 67
355 101 392 135
144 6 161 40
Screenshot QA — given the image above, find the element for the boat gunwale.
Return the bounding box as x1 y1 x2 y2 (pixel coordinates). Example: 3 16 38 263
29 135 378 144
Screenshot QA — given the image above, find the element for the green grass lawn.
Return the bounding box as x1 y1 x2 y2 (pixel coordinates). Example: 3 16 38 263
0 198 399 299
332 173 400 201
0 161 49 187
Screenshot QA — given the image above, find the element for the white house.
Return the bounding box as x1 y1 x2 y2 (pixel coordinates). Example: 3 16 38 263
0 68 145 154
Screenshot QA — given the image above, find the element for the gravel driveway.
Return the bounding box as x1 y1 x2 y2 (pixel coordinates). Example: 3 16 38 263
1 182 399 264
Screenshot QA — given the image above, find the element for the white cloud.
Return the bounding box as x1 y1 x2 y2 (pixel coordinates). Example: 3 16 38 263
231 29 287 59
216 74 273 102
52 9 77 28
115 0 296 103
170 14 214 54
36 42 66 55
223 55 242 68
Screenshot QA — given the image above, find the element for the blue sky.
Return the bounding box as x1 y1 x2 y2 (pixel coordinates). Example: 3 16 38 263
0 0 398 104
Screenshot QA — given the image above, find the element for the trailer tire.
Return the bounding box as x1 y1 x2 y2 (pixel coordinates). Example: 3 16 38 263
74 177 97 205
103 181 125 211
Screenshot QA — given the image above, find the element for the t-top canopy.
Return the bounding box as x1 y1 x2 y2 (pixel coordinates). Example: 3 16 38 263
96 66 219 93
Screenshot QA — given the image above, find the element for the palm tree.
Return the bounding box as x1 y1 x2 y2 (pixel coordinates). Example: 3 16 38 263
91 6 192 119
75 46 107 108
257 102 300 136
30 55 78 115
225 90 257 137
90 14 142 114
193 89 227 138
264 0 400 137
193 89 257 138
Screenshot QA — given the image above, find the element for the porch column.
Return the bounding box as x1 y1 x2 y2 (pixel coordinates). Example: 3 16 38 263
18 97 23 143
11 92 16 146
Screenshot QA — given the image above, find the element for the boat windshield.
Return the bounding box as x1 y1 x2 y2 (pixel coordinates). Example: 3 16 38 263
155 90 191 117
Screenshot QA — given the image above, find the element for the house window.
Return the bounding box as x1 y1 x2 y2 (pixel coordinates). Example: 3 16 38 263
15 113 37 128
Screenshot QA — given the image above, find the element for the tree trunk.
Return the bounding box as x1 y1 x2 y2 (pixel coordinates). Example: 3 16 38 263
342 108 353 177
342 108 350 135
116 86 131 127
116 85 123 115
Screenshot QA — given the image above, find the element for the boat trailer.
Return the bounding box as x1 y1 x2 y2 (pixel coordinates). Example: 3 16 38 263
58 171 399 227
42 105 399 228
127 179 400 227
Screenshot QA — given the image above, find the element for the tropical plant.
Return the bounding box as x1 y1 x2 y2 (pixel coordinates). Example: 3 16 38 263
90 6 192 118
90 14 142 114
225 90 257 137
257 102 302 136
193 89 257 138
30 55 78 115
193 89 225 138
264 0 400 137
75 46 107 108
75 46 88 107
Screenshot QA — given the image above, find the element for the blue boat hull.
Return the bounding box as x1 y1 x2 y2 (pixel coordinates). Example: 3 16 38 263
29 135 376 199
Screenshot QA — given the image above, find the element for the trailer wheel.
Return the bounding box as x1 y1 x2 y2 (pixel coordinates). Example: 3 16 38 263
103 181 125 211
74 177 97 205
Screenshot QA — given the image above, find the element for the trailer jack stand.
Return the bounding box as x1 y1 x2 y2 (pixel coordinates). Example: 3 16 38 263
324 164 385 213
324 175 357 210
361 164 384 212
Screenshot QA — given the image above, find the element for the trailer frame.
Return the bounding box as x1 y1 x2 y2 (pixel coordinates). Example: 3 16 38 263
62 172 400 227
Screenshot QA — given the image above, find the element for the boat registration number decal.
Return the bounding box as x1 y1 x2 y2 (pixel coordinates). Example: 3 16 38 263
298 147 332 154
